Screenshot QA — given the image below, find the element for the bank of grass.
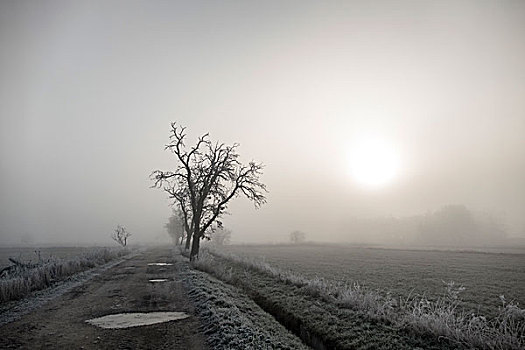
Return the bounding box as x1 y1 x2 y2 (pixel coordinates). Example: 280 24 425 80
0 248 129 303
177 251 308 349
193 248 524 350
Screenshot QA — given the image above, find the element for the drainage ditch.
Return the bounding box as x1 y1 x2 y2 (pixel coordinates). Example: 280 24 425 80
243 285 333 350
201 259 332 349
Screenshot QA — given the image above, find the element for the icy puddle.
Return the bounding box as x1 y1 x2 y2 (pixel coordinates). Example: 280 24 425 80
147 263 173 266
86 312 189 329
149 279 168 283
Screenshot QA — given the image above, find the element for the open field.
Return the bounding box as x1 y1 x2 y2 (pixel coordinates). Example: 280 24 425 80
1 243 523 349
196 245 525 349
220 244 525 317
0 247 105 270
194 251 457 349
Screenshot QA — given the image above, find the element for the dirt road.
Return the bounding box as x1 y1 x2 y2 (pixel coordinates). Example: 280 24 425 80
0 248 209 349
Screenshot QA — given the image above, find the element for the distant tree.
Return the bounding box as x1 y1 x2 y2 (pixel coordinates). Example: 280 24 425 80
163 179 194 249
165 210 186 245
417 205 507 246
290 230 306 244
152 123 267 260
164 178 221 250
418 205 475 245
111 225 131 247
474 212 506 244
211 227 232 246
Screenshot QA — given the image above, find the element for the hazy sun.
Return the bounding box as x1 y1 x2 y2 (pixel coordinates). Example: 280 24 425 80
348 138 400 188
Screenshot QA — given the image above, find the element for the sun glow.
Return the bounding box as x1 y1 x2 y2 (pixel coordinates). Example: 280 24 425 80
348 137 401 188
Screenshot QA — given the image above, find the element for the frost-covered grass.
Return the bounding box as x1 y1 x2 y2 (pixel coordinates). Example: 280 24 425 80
0 248 129 303
177 251 308 350
195 248 525 350
0 247 101 270
220 244 525 316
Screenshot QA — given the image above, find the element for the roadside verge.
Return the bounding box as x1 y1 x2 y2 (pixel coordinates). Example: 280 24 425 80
175 250 309 349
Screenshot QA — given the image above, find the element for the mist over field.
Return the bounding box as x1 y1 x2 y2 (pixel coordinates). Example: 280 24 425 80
1 1 524 247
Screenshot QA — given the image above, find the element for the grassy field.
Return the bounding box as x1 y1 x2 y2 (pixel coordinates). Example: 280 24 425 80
0 247 100 270
194 250 459 349
220 244 525 317
195 244 525 349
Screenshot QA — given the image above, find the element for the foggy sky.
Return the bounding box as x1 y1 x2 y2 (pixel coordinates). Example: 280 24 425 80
1 1 524 245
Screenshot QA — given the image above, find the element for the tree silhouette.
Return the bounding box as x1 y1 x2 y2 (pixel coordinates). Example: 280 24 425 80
165 210 185 245
111 225 131 247
290 230 306 244
152 123 267 260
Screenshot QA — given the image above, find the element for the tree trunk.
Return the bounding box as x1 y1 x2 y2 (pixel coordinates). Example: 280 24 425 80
189 232 200 261
185 232 191 250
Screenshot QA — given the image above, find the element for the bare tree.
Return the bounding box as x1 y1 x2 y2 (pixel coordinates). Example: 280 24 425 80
290 230 306 244
165 178 194 250
112 225 131 247
165 210 186 245
152 123 267 260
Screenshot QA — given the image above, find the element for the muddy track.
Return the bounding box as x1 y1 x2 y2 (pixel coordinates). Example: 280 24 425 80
0 248 208 349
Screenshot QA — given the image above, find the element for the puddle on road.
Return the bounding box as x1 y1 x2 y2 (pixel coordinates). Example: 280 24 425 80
86 312 189 329
149 279 168 283
147 263 173 266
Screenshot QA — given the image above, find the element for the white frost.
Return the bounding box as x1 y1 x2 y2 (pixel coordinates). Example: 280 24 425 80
147 263 173 266
86 312 189 329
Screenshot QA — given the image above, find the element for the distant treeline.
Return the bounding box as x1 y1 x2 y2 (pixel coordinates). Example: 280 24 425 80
341 205 506 247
